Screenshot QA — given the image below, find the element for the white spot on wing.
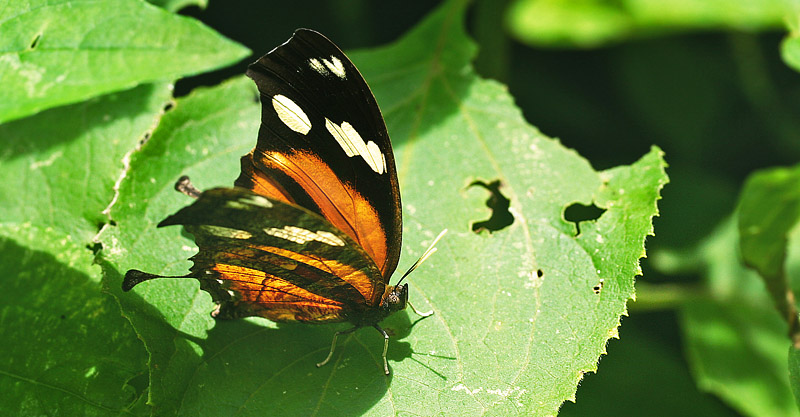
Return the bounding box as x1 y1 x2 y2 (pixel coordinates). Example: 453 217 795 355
225 201 247 210
264 226 345 246
272 94 311 135
308 58 327 75
325 118 386 174
240 194 272 208
201 225 252 239
226 194 272 210
308 56 346 79
324 56 346 79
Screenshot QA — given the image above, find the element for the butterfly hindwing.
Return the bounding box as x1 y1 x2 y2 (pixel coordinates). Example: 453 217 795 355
157 187 387 322
236 29 402 280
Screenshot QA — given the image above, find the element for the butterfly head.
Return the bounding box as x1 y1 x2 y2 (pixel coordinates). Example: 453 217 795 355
383 283 409 314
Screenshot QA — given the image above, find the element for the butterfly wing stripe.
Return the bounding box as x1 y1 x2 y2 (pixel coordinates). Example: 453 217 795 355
190 238 371 306
237 155 298 205
253 245 382 306
237 147 391 276
210 263 347 323
161 188 386 307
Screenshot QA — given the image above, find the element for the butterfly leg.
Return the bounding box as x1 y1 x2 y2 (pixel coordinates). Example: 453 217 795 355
372 324 392 375
408 301 433 318
317 327 357 369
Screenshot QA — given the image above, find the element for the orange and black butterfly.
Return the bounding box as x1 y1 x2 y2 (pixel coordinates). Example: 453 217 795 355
123 29 445 375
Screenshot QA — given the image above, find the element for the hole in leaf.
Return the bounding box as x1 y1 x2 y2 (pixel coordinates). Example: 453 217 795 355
139 132 151 146
469 179 513 233
593 279 604 294
29 33 41 50
564 202 605 236
125 372 149 402
86 242 102 255
537 269 543 278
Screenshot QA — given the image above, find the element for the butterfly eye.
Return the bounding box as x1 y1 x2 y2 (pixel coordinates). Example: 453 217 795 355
385 283 408 312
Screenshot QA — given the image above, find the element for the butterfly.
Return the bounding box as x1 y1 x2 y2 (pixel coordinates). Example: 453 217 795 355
123 29 445 375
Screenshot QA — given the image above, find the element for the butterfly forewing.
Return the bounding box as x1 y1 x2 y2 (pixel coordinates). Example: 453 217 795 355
236 29 402 280
158 187 387 321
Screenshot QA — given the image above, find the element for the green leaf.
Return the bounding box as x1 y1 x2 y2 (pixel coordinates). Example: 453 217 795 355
0 0 249 124
0 82 174 243
147 0 207 12
0 224 149 416
674 218 800 417
506 0 792 48
790 344 800 412
99 76 261 416
783 14 800 73
0 73 173 413
100 0 667 415
738 164 800 329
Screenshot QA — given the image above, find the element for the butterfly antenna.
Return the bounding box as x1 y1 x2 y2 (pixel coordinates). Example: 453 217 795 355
396 229 448 287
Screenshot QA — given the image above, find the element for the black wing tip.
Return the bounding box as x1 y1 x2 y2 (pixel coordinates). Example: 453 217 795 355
122 269 159 292
293 28 318 36
292 28 330 42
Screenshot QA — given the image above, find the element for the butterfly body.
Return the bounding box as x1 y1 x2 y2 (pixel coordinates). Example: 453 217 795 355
123 29 435 375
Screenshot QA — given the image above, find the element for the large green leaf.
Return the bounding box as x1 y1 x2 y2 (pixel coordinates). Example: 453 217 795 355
0 82 174 414
99 0 667 415
99 76 261 416
737 164 800 413
506 0 792 48
0 82 174 243
662 218 800 417
0 0 248 124
0 224 149 416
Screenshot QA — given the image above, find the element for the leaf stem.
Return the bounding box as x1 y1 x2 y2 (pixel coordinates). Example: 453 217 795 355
629 281 711 312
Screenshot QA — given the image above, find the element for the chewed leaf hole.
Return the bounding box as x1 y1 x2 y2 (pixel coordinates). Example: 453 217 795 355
593 279 604 294
469 179 513 233
86 242 102 255
564 202 606 236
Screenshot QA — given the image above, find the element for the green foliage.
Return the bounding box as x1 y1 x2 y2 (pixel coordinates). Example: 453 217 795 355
739 165 800 326
683 219 798 417
0 77 173 415
5 0 800 416
97 2 666 414
736 165 800 414
147 0 208 12
506 0 792 47
0 0 248 124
